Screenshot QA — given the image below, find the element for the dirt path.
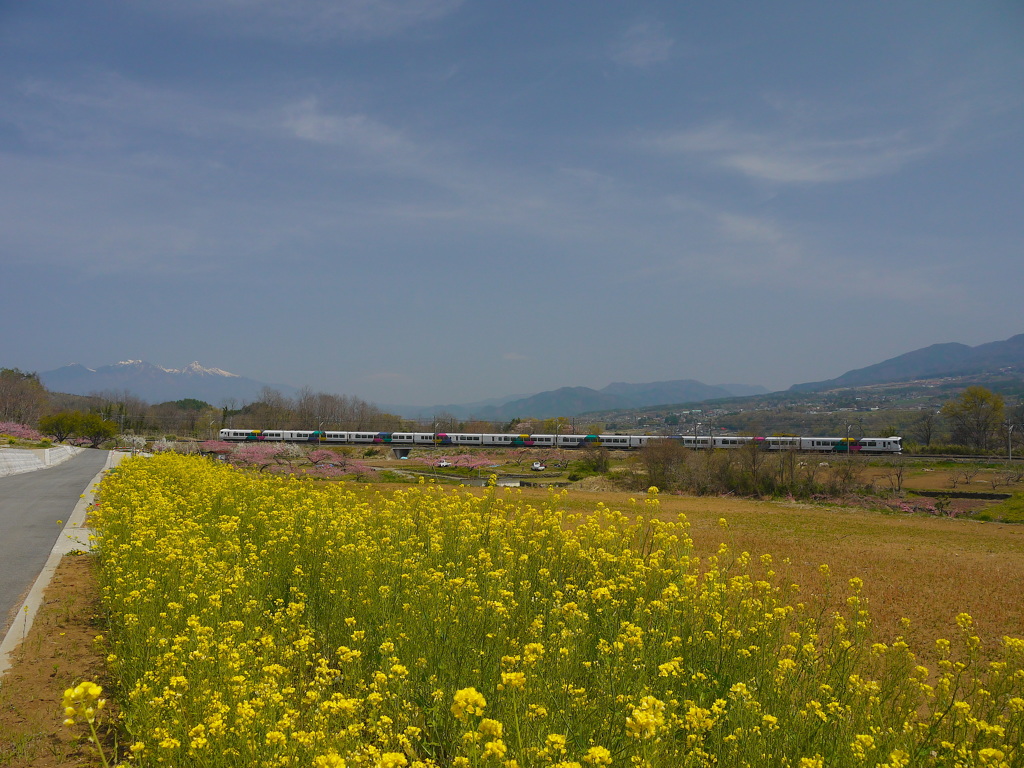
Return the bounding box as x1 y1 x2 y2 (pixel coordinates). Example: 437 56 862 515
0 555 105 768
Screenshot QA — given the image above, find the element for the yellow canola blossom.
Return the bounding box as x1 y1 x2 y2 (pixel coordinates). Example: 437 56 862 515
87 454 1024 768
452 687 487 721
62 681 105 726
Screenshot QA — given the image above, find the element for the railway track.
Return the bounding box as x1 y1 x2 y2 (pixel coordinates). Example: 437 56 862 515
901 453 1022 462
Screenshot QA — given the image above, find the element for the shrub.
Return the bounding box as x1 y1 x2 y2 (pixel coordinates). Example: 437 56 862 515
0 421 44 441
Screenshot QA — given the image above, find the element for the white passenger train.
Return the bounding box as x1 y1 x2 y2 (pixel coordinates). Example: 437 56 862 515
219 429 902 454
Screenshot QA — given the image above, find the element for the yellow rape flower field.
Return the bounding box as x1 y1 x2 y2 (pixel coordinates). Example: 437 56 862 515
71 456 1024 765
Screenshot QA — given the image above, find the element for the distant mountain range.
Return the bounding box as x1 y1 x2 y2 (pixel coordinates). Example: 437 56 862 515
390 380 770 421
36 359 767 418
34 332 1023 417
789 333 1024 392
38 360 298 405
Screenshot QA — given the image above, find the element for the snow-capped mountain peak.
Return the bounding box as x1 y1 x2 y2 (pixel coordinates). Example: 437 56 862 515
108 360 240 377
175 361 240 378
40 359 294 403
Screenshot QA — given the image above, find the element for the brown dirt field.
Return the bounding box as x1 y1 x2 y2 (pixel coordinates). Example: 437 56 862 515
0 555 106 768
507 486 1024 655
863 463 1023 494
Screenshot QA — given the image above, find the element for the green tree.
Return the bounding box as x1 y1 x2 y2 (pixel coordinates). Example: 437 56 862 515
541 416 571 436
77 412 118 448
940 386 1005 452
38 411 82 443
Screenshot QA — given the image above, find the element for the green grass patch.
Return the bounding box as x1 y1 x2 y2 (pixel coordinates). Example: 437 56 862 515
977 492 1024 523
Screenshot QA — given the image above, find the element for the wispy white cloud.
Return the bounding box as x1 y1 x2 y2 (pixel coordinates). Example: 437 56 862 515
0 70 969 309
699 211 952 302
283 98 414 155
13 74 265 153
645 121 939 183
611 21 675 67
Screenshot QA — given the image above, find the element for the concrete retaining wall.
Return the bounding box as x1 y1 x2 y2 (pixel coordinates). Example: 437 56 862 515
0 445 84 477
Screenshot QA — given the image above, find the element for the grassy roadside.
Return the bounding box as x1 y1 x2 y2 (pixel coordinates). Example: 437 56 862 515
0 555 105 768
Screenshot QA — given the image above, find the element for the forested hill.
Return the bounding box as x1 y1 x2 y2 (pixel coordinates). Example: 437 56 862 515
790 333 1024 392
399 380 769 421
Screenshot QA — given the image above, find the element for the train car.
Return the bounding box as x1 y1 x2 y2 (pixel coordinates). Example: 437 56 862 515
672 436 714 450
284 430 326 442
764 437 801 451
854 437 902 453
599 435 632 449
553 434 634 449
483 434 543 446
221 429 264 441
527 434 556 447
365 432 417 444
556 434 595 448
218 428 901 453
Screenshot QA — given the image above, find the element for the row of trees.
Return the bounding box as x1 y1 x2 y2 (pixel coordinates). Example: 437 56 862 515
37 411 118 447
0 368 47 424
1 379 408 441
236 387 403 432
632 440 881 498
903 386 1022 455
937 385 1013 452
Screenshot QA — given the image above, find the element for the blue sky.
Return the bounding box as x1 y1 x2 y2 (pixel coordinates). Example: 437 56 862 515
2 1 1022 406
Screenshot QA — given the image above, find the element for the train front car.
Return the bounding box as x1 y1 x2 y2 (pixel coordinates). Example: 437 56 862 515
856 437 903 453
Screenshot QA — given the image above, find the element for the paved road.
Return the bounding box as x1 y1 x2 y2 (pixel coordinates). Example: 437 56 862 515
0 449 109 635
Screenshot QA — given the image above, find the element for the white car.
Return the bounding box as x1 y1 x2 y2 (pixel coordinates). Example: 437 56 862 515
438 460 452 468
531 461 546 471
